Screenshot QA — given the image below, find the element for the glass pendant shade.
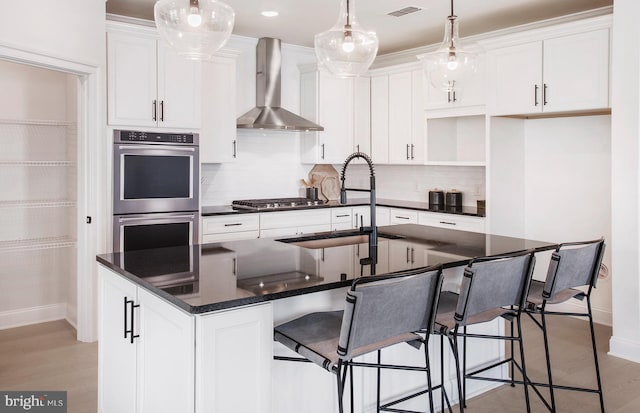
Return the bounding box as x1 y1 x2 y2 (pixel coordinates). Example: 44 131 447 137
154 0 235 60
314 0 379 77
421 14 481 92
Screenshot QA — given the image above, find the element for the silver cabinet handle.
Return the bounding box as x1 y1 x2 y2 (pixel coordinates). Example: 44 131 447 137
534 84 539 106
543 83 548 106
411 247 415 264
232 140 237 158
406 144 410 160
452 91 457 103
395 216 410 220
447 91 451 103
406 247 410 263
439 221 457 226
336 214 350 218
356 144 360 153
152 100 157 121
411 144 415 160
354 213 359 228
224 223 243 227
321 143 325 160
160 100 164 122
232 257 237 275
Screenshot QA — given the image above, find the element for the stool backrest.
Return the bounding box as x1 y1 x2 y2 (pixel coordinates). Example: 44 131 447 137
455 250 535 325
337 266 443 361
543 238 605 301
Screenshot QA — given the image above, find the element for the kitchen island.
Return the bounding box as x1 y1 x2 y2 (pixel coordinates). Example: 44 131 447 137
96 224 555 413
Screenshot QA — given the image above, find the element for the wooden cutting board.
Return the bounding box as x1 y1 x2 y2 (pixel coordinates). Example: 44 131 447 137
308 164 341 201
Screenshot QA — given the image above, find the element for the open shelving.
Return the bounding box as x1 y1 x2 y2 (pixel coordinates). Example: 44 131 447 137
425 115 487 165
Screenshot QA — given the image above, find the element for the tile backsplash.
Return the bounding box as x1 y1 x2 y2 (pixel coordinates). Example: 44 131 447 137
201 134 485 206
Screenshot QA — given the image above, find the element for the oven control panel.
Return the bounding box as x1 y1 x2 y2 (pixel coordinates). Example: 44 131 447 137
114 130 199 146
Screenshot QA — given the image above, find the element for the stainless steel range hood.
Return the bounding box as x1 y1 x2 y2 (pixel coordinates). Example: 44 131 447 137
236 38 324 132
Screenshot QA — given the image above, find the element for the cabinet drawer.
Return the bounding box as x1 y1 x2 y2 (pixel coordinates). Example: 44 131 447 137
260 210 331 229
331 208 353 224
389 208 418 224
418 212 485 233
202 214 260 235
202 231 259 244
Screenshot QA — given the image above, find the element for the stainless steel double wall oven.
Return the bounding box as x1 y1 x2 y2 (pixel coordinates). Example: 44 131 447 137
112 130 199 253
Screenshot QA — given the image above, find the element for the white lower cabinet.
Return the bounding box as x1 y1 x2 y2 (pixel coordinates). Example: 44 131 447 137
260 209 332 238
389 208 419 225
418 211 486 233
196 304 273 413
201 214 260 243
98 266 194 413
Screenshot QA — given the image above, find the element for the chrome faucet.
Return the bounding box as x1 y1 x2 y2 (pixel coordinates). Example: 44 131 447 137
340 152 377 248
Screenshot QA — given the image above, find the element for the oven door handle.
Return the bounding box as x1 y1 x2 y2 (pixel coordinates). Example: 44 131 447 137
116 145 196 152
117 214 196 223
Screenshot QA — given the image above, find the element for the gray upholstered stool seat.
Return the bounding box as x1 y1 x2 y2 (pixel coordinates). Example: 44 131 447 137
273 266 444 413
433 250 536 413
274 310 421 372
524 238 606 413
526 279 585 307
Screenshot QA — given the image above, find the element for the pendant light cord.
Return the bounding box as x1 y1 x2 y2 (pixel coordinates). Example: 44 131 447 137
346 0 351 27
450 0 454 17
449 0 456 50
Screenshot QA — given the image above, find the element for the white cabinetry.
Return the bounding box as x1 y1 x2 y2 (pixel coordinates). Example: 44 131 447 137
201 214 260 243
488 28 609 116
107 22 201 128
423 58 486 111
260 209 332 238
196 304 272 413
418 211 485 233
389 241 425 272
331 208 353 231
389 208 418 225
98 267 194 413
300 68 370 164
201 53 239 163
371 68 425 164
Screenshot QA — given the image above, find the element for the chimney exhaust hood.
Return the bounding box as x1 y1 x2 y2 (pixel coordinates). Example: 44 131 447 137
236 38 324 132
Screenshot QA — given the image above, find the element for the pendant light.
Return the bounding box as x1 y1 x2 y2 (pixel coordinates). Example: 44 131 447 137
154 0 235 60
420 0 481 92
314 0 379 77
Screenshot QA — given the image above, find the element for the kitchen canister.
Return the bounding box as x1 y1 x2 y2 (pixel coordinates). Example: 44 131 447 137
428 189 445 207
445 190 463 207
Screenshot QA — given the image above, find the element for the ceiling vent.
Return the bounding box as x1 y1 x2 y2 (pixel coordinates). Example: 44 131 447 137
387 6 422 17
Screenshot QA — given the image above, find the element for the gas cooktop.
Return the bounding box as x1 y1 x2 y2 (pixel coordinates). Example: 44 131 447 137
232 197 324 210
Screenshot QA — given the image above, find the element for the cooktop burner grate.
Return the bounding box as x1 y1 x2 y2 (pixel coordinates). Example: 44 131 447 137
232 197 323 210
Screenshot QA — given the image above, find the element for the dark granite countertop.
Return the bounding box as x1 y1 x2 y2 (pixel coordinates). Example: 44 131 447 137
96 224 555 315
201 198 483 217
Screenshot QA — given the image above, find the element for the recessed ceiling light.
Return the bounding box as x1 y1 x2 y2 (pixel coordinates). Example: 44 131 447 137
261 11 279 17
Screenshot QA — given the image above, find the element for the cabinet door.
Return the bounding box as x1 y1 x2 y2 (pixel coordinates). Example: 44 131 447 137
319 246 354 282
157 42 202 129
487 42 542 116
201 56 237 163
354 241 389 277
354 76 371 156
388 72 413 164
542 29 610 113
107 31 158 127
319 72 354 164
371 75 389 164
99 267 138 413
352 206 371 229
411 70 425 164
196 304 273 413
137 288 195 413
388 241 416 272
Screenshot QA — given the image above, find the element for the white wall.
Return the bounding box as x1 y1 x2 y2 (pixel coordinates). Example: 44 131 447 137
524 115 612 324
609 0 640 363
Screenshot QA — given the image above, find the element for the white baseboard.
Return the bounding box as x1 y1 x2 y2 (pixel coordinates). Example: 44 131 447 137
0 303 67 330
609 336 640 363
65 303 78 329
545 300 612 326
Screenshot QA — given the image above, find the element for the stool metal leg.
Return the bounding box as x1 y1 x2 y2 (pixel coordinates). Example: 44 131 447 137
336 360 345 413
424 339 435 413
540 305 557 412
377 350 381 413
440 334 445 413
510 316 516 387
462 326 467 408
516 314 532 413
349 364 354 413
448 333 465 413
587 297 606 413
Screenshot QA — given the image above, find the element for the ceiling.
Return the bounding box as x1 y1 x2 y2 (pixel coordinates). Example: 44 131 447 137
106 0 613 55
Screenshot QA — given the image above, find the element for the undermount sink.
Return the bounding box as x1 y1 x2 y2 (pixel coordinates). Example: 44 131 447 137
277 231 402 250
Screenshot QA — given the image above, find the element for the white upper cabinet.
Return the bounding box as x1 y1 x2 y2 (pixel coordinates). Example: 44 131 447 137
200 55 238 163
300 68 368 164
488 28 609 116
424 57 486 110
107 23 201 129
354 76 371 157
372 68 425 165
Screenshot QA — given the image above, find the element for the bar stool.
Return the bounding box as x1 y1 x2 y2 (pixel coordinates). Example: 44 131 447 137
274 265 443 413
435 250 536 413
524 238 606 412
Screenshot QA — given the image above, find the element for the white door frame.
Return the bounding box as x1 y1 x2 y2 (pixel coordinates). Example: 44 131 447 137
0 43 104 342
